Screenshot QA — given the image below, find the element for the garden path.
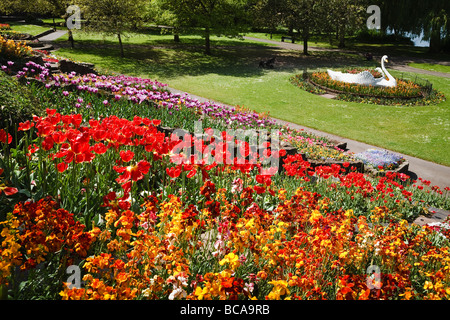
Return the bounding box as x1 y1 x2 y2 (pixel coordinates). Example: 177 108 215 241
389 59 450 79
35 29 67 42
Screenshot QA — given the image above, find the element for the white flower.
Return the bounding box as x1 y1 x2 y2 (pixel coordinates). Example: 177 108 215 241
169 286 187 300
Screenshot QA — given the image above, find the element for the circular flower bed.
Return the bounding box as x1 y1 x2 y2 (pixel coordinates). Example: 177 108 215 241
310 70 423 98
291 69 445 106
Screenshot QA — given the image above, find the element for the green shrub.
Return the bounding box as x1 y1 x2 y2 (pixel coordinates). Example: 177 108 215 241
0 71 44 145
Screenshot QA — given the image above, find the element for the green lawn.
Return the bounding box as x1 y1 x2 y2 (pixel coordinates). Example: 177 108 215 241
54 29 270 48
243 32 334 49
409 62 450 74
40 18 66 26
53 34 450 166
6 21 51 36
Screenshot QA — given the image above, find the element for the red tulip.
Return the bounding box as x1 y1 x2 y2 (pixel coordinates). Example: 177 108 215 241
56 162 68 173
120 150 135 162
0 129 12 144
0 185 18 196
166 166 181 179
18 120 34 131
93 143 108 155
114 160 151 184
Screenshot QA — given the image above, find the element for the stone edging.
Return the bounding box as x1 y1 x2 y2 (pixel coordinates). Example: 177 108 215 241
158 125 363 174
364 160 409 177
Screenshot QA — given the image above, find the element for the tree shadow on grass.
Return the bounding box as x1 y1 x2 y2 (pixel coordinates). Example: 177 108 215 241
54 40 372 81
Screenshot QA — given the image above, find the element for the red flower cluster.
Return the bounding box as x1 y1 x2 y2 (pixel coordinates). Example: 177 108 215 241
27 111 180 197
6 198 96 270
282 154 311 177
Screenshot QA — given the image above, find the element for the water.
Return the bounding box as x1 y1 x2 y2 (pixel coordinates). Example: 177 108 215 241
409 32 430 47
386 28 430 47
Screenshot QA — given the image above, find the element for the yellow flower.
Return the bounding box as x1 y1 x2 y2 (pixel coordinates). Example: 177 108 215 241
424 281 433 291
195 286 209 300
267 280 290 300
245 218 255 230
309 210 322 224
278 188 287 200
219 252 240 270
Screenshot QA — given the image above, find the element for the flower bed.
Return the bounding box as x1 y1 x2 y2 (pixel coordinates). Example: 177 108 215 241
0 29 33 41
1 60 450 301
355 149 406 171
309 70 423 99
0 35 33 60
291 70 445 106
354 149 409 178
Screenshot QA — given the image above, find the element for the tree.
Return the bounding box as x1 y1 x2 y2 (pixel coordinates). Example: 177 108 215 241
159 0 251 55
46 0 70 31
146 0 182 42
75 0 147 57
283 0 327 55
251 0 286 39
0 0 66 21
374 0 450 53
327 0 367 48
0 0 75 47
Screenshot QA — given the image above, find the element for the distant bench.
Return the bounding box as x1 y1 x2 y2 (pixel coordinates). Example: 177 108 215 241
281 36 295 43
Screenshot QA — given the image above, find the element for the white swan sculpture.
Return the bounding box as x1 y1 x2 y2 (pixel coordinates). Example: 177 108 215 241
327 55 397 88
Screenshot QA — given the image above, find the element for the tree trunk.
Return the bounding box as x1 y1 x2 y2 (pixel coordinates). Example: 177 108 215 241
288 25 294 37
429 35 441 53
303 27 309 55
303 38 308 55
118 33 124 58
429 24 441 53
205 26 211 55
174 34 180 42
338 25 345 48
53 17 56 31
65 16 74 49
68 29 74 49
